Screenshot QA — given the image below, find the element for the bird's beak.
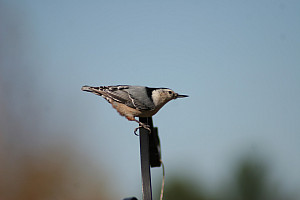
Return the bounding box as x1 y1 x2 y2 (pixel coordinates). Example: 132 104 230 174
175 93 189 98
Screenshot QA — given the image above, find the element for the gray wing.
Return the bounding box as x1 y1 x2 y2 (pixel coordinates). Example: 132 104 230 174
125 86 155 110
83 85 155 111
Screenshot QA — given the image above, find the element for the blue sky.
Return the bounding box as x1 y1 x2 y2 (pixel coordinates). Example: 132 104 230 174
1 0 300 198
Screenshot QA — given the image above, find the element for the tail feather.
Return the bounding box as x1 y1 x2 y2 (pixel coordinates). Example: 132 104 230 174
81 85 104 96
81 85 93 92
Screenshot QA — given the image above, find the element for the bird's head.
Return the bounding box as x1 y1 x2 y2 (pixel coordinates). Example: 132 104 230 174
151 88 188 107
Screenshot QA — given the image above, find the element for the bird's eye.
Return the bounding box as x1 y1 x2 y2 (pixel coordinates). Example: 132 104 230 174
168 91 172 95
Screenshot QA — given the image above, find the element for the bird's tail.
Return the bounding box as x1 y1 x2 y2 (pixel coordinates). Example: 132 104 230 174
81 85 105 96
81 85 93 92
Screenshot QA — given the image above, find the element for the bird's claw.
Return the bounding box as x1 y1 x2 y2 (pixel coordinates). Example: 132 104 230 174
133 124 151 136
134 126 140 136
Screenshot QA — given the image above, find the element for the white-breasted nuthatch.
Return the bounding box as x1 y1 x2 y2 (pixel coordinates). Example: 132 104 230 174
81 85 188 133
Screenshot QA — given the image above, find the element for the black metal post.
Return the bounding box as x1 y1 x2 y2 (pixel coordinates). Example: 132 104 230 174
139 117 153 200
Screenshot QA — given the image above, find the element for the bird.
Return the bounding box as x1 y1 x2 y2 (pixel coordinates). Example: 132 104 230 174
81 85 188 134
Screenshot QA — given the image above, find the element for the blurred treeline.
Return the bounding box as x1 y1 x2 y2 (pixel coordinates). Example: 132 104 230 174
160 156 298 200
1 144 298 200
0 145 112 200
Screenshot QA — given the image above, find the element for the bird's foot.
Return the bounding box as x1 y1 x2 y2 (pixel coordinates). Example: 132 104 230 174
133 123 151 136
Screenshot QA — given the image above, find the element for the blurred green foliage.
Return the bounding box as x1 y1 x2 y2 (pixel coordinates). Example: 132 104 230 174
160 157 297 200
